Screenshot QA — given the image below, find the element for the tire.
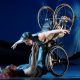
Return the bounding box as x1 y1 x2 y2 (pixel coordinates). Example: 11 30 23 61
45 45 69 77
54 3 74 31
37 6 54 30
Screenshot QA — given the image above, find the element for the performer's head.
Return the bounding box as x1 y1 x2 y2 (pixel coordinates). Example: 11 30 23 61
20 32 33 45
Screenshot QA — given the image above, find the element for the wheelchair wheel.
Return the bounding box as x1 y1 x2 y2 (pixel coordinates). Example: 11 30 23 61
54 3 74 31
37 6 54 30
45 46 69 77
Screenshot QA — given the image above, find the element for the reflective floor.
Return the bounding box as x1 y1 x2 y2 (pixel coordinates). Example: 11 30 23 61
42 64 80 78
0 64 80 80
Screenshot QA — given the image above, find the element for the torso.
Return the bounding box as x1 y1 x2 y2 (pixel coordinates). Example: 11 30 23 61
32 33 43 46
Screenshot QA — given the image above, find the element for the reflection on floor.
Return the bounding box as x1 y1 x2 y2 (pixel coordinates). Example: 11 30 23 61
42 64 80 78
0 64 80 79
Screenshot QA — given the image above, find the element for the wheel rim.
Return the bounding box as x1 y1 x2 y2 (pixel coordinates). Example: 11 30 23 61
54 3 74 31
45 46 69 76
37 6 54 30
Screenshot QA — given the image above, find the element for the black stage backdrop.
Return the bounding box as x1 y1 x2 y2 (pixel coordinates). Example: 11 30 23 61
0 0 80 78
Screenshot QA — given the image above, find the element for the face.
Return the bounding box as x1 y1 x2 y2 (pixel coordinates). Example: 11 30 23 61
25 39 33 46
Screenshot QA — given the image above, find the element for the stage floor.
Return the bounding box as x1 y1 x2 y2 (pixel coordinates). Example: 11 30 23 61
42 64 80 78
0 64 80 79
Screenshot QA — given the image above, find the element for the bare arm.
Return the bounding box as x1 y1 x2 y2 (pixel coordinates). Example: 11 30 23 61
42 29 69 37
31 42 38 66
38 29 70 41
11 39 24 50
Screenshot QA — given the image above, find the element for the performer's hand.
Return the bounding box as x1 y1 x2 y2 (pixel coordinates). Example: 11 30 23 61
11 39 23 50
61 29 70 34
11 43 17 50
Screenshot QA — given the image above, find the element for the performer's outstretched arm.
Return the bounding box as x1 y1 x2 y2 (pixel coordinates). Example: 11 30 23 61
38 29 70 41
11 39 24 50
43 29 70 37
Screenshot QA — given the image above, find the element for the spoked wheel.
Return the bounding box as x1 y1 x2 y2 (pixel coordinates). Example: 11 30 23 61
37 6 54 30
45 46 69 77
54 3 74 31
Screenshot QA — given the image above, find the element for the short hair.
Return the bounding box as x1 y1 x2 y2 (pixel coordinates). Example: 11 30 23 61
20 32 32 40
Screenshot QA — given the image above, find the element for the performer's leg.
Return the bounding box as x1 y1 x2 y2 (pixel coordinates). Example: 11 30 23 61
37 46 47 75
37 46 43 68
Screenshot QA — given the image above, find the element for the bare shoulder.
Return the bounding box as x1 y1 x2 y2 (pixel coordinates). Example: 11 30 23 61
38 32 43 36
38 32 45 41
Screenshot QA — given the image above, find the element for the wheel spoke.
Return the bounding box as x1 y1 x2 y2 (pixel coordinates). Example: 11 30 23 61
54 3 74 31
45 46 69 76
37 6 54 30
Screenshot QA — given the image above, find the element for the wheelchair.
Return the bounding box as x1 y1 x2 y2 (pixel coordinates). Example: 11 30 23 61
43 39 69 77
37 3 74 77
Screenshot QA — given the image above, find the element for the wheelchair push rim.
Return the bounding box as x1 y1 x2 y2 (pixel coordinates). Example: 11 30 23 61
45 45 69 77
37 6 54 30
54 3 74 31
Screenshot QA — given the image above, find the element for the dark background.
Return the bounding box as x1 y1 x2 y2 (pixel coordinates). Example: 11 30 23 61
0 0 80 78
0 0 80 57
0 0 80 61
